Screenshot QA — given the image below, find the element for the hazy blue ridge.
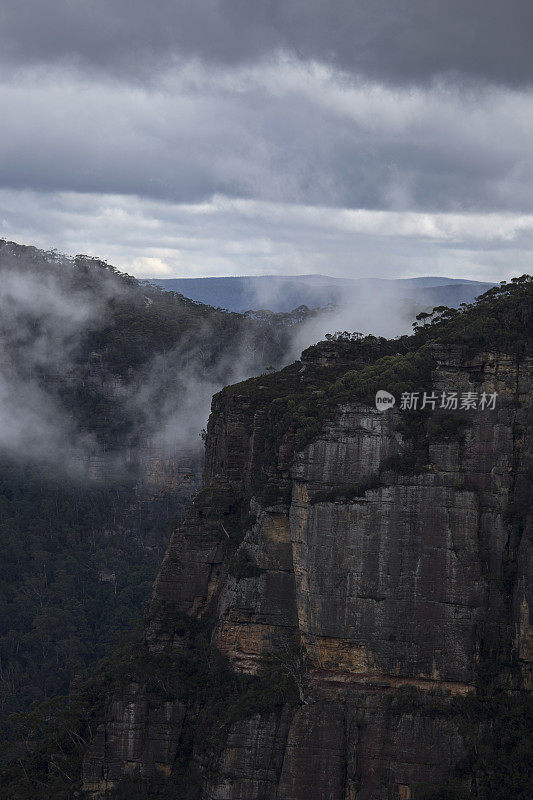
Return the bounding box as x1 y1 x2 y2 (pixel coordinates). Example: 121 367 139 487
141 275 494 313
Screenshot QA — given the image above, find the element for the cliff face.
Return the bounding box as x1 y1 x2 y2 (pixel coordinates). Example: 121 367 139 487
82 340 532 800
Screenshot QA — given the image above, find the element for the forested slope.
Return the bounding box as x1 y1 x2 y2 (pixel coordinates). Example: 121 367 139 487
0 239 315 738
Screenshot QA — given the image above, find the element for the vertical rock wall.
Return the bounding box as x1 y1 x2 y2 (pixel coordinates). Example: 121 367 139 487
83 347 532 799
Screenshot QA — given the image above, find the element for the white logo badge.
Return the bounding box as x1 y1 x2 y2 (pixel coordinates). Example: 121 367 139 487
375 390 396 411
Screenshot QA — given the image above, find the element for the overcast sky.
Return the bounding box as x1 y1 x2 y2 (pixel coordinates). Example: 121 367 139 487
1 0 532 281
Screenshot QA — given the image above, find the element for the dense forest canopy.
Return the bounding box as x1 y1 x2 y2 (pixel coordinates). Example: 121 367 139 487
0 238 320 741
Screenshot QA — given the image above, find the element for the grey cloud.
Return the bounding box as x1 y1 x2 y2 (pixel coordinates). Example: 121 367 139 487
1 67 532 213
0 1 532 86
1 189 531 284
0 264 100 473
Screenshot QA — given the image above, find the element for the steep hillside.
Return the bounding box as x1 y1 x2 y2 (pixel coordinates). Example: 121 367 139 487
3 277 530 799
0 239 317 738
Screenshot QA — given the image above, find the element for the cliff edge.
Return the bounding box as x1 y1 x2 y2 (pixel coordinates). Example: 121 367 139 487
80 279 533 800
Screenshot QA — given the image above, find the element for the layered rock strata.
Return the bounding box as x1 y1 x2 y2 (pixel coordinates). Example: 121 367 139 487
83 344 532 799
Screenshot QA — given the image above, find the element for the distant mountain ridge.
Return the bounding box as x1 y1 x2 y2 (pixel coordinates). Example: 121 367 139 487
141 274 495 313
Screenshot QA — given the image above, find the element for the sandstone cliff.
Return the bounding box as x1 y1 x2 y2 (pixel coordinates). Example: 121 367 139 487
81 286 533 800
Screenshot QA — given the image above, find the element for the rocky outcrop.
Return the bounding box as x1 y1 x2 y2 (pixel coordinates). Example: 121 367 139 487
207 698 466 800
83 683 186 794
82 343 532 799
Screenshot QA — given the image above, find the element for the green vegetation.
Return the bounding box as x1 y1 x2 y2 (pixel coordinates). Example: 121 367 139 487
0 462 189 741
0 238 314 738
0 613 301 799
410 277 532 359
215 275 532 498
0 677 106 800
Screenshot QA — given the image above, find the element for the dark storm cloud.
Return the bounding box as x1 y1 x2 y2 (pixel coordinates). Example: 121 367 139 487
1 66 532 213
1 0 533 282
1 0 532 86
